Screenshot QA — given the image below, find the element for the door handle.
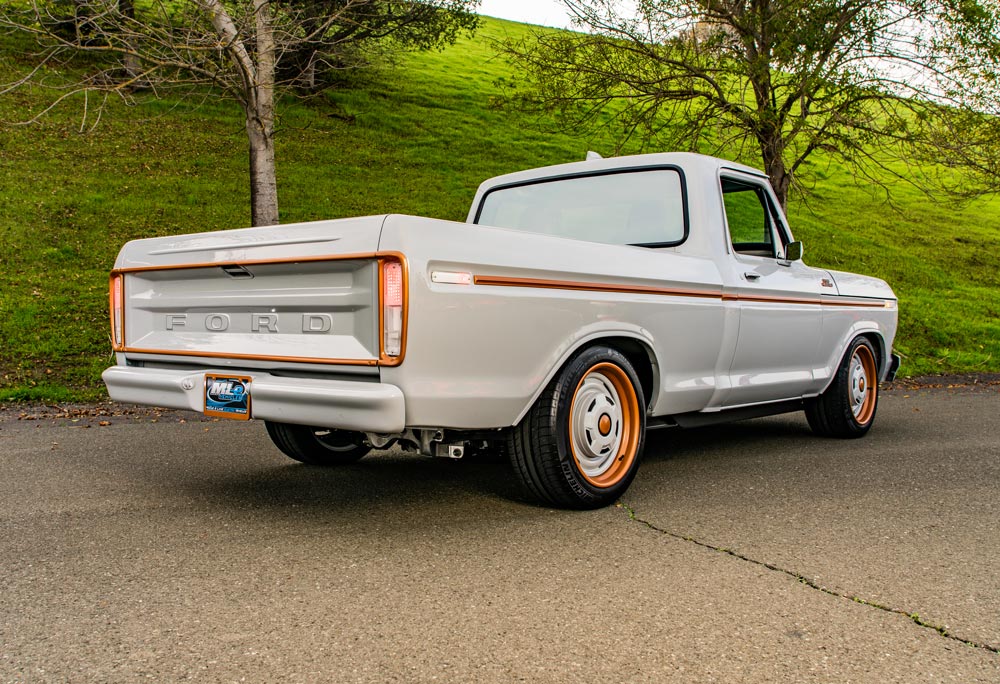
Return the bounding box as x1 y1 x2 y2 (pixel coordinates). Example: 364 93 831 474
744 272 761 281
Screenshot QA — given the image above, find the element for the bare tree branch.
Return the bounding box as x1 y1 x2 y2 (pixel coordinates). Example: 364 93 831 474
498 0 1000 210
1 0 482 225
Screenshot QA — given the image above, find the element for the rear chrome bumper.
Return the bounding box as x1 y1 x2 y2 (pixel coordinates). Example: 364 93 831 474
102 366 406 432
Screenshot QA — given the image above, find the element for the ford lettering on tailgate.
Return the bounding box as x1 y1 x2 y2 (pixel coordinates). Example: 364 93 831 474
166 313 335 333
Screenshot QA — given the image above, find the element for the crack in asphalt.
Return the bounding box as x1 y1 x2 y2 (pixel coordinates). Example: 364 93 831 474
617 502 1000 655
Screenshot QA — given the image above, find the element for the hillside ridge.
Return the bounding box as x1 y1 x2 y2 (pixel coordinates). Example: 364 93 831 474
1 17 998 400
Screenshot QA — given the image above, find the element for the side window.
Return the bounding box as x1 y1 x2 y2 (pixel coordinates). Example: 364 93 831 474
721 178 779 258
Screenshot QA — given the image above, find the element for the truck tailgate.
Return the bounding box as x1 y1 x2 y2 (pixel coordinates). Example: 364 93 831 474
112 217 387 367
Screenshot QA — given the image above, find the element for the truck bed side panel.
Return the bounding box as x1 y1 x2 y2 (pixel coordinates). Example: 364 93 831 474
378 215 729 429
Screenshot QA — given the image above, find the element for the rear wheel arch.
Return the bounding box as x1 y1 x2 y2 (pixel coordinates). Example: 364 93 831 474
585 337 657 409
513 332 660 426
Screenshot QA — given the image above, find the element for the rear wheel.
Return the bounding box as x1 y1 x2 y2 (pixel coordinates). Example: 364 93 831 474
264 421 371 465
508 346 646 509
806 337 880 438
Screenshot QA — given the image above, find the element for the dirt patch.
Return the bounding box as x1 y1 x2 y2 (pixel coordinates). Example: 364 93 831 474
0 401 214 427
883 373 1000 394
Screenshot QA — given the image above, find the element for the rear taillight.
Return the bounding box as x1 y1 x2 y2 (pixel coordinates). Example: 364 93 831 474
109 273 124 350
381 259 404 359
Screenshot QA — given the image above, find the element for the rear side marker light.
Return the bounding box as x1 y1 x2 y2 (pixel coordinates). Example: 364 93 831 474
382 260 404 358
431 271 472 285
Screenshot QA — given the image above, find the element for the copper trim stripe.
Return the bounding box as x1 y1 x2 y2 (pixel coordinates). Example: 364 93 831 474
474 274 894 308
121 348 380 366
724 293 822 305
472 275 723 299
821 297 894 309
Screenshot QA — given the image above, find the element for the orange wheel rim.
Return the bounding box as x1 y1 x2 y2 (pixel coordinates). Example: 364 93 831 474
849 345 878 425
568 362 641 488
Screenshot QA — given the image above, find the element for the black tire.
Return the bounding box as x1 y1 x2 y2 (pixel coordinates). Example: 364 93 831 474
508 346 646 509
805 336 880 438
264 421 371 465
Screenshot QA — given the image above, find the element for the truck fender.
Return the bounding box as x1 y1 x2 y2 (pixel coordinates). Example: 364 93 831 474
819 322 888 394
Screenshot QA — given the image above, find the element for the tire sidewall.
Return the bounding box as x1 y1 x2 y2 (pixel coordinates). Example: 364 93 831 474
837 337 879 436
265 421 370 465
551 346 647 504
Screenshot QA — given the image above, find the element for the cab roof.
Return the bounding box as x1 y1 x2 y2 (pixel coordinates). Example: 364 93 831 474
476 152 766 193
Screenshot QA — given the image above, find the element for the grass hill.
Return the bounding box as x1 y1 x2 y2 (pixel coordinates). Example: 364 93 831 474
1 17 998 401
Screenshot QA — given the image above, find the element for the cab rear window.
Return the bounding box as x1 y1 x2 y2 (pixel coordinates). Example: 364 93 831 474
475 169 687 247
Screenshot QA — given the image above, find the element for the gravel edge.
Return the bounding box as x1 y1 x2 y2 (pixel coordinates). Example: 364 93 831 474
3 373 997 426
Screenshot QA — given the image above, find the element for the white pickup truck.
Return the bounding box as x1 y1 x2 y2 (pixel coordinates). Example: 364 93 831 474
103 152 899 508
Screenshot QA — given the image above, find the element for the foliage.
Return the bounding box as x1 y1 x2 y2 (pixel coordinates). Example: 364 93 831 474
0 0 480 98
496 0 1000 209
273 0 482 77
0 18 998 403
0 0 481 225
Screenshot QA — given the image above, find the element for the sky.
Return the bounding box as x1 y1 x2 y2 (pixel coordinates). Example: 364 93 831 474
478 0 575 29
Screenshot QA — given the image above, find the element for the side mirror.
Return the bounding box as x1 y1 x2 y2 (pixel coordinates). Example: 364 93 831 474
784 241 804 261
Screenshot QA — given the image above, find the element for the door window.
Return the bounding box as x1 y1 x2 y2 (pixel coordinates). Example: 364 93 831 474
721 178 783 258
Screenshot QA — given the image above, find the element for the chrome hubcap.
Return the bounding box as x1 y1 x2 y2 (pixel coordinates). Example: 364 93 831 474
849 352 870 418
571 372 623 479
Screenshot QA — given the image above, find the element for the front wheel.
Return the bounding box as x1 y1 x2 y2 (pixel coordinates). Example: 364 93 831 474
264 421 371 465
806 337 880 438
508 346 646 509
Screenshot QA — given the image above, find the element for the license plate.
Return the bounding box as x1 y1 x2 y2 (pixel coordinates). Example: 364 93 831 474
204 374 252 420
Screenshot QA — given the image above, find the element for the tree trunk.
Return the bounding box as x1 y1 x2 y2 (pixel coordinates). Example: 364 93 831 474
760 133 792 211
747 59 791 211
247 113 278 226
198 0 279 226
249 0 278 226
117 0 142 84
301 56 316 91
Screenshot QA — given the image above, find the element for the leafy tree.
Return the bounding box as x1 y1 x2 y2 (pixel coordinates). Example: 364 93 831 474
0 0 480 225
276 0 483 90
499 0 1000 209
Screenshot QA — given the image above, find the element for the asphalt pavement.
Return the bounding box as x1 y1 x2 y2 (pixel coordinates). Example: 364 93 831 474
1 386 998 682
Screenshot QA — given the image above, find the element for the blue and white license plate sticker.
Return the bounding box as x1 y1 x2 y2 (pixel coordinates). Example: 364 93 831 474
205 375 251 419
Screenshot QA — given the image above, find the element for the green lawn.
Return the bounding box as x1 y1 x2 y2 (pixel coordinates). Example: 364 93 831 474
1 17 998 401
